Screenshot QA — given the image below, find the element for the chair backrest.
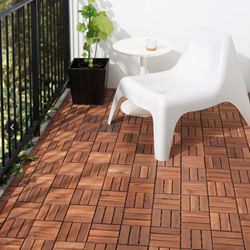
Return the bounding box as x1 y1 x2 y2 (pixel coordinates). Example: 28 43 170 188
173 27 235 86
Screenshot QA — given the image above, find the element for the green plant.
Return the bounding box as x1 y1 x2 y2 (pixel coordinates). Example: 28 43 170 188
41 105 58 124
77 0 114 67
0 138 37 187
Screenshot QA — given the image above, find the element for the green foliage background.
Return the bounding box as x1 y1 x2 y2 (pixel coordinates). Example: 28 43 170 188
0 0 65 167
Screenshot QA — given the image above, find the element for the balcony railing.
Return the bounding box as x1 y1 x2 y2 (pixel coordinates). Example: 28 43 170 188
0 0 70 177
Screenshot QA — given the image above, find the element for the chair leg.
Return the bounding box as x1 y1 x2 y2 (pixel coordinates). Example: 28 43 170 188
107 88 127 125
233 97 250 127
152 112 180 161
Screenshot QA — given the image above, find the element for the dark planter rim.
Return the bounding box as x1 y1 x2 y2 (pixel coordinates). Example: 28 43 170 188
68 58 110 71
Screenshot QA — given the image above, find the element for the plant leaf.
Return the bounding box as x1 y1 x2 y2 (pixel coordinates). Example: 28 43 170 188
86 38 95 46
98 30 108 41
81 10 91 19
98 11 108 17
91 14 114 37
88 0 95 3
76 23 86 33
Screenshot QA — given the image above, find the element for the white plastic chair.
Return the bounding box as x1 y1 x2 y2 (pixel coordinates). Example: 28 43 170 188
108 28 250 161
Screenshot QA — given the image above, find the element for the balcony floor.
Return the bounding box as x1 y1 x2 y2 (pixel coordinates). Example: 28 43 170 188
1 89 250 250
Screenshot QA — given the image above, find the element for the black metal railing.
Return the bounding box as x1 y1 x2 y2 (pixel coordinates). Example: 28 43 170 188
0 0 70 176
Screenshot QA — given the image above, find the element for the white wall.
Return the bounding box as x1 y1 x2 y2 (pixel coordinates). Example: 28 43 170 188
70 0 250 90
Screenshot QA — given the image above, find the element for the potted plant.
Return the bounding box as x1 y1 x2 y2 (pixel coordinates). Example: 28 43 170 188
68 0 114 105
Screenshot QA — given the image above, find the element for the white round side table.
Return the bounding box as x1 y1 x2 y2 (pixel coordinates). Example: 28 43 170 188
113 38 173 117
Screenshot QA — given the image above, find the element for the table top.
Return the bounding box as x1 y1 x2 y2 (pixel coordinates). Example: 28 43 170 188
113 38 173 57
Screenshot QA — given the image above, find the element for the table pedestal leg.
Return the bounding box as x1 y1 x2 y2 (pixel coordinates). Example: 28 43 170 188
140 57 147 75
120 56 152 117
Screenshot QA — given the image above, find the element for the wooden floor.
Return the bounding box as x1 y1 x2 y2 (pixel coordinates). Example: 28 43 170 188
1 89 250 250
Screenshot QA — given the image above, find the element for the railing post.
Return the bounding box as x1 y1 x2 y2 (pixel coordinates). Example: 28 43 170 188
62 0 70 85
31 0 40 132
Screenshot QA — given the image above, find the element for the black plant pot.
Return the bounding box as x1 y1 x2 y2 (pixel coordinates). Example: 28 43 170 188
68 58 110 105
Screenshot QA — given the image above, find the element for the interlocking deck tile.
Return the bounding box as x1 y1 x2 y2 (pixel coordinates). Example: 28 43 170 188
98 191 126 207
125 192 153 209
182 211 210 230
157 167 180 180
0 238 24 250
63 114 86 124
182 195 209 212
53 131 77 141
57 222 90 242
53 241 86 249
78 176 104 190
150 227 180 248
204 147 227 157
20 239 54 250
153 194 180 211
114 143 137 153
69 141 93 151
87 152 112 164
64 205 95 223
123 208 151 227
209 197 237 213
93 206 124 225
27 174 55 187
27 221 61 240
134 154 157 167
182 181 207 196
107 165 132 177
88 224 120 244
41 150 67 162
58 163 84 175
44 188 74 204
129 178 155 194
8 203 41 220
181 229 212 249
212 231 244 250
182 156 205 168
0 187 24 202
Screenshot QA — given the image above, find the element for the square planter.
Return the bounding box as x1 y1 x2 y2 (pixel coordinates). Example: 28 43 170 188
68 58 110 105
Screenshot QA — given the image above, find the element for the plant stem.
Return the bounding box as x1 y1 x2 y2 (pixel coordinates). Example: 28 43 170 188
95 42 98 58
88 17 91 61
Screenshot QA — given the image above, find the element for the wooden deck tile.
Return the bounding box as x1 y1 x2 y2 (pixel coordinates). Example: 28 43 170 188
129 178 154 194
0 187 24 202
150 227 180 248
88 224 120 244
123 208 151 227
44 188 74 204
157 167 180 180
1 91 250 249
87 152 112 164
0 238 24 250
107 165 132 177
64 205 95 223
182 211 210 230
8 203 41 220
53 131 76 141
153 194 180 211
27 174 55 187
27 221 61 240
98 191 126 207
212 231 244 250
41 150 67 162
78 176 104 190
182 181 207 196
134 154 157 167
